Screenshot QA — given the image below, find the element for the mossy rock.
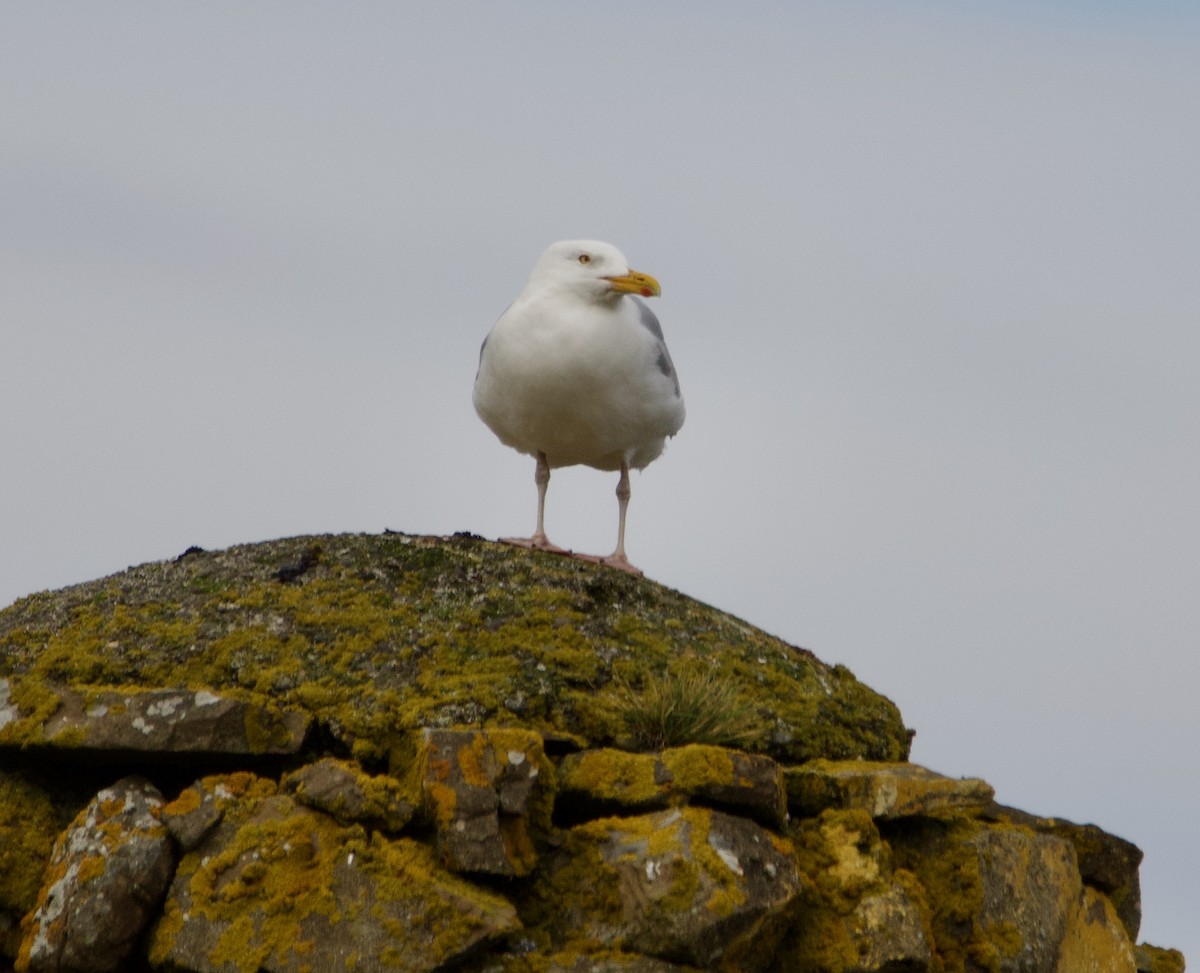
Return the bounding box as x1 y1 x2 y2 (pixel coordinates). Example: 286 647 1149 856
0 533 910 765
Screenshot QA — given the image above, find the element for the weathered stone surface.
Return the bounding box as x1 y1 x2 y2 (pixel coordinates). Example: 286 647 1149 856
0 772 62 958
160 772 277 852
987 804 1143 941
785 759 994 820
778 810 932 973
0 679 309 755
1135 943 1186 973
282 757 415 832
409 727 553 876
848 883 933 972
148 781 519 973
889 816 1082 973
1055 887 1136 973
558 745 787 827
17 777 174 973
0 532 912 766
529 807 801 969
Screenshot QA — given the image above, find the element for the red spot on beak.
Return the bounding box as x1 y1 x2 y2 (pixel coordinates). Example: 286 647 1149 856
641 287 653 297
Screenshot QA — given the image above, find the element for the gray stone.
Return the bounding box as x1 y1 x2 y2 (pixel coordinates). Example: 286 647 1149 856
531 807 801 970
18 777 174 973
282 757 415 832
847 883 933 972
785 759 993 820
988 804 1143 941
0 679 309 756
891 816 1082 973
558 745 787 828
407 727 553 876
160 772 278 852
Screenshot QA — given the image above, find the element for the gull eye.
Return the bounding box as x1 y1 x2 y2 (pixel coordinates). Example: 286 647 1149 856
577 253 592 265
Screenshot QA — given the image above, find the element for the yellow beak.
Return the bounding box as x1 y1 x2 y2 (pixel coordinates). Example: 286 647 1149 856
605 268 661 298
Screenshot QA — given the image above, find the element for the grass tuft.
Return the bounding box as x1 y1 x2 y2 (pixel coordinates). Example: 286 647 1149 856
614 666 764 751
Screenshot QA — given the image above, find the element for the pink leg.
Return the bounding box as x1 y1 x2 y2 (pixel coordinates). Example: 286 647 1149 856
576 462 643 576
501 451 570 554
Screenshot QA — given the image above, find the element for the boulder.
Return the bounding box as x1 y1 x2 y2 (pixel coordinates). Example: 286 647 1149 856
527 806 801 969
0 679 308 756
785 760 993 820
148 780 520 973
558 745 786 827
406 727 553 876
888 816 1082 973
986 804 1143 941
17 777 174 973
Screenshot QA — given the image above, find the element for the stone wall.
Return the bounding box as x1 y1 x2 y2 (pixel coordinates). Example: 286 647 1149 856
0 534 1186 973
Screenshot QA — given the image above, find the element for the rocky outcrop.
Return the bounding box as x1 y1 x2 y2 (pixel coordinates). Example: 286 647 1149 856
0 533 1184 973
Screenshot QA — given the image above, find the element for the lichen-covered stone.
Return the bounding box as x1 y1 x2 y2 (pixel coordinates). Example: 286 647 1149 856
887 815 1081 973
160 772 278 852
785 760 993 821
527 807 800 969
1055 887 1136 973
17 776 174 973
0 772 62 958
1135 943 1186 973
777 809 932 973
148 782 519 973
0 532 911 765
282 757 415 832
558 745 786 827
987 804 1143 941
406 727 554 876
846 883 934 972
0 679 309 755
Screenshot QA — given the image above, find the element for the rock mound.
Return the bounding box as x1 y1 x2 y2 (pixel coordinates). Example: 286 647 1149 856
0 533 1183 972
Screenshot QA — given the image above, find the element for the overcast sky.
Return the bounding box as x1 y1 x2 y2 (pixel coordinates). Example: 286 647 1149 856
2 1 1197 957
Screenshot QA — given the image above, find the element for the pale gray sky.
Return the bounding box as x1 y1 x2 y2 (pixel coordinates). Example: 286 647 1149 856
2 1 1197 955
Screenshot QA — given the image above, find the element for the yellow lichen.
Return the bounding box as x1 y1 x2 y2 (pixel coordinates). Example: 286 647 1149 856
0 772 60 918
560 749 660 805
0 533 910 767
661 744 736 790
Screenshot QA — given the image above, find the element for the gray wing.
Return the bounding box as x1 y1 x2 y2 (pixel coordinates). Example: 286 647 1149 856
633 297 681 398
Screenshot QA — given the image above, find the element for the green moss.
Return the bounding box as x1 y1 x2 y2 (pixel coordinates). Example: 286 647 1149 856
0 533 910 765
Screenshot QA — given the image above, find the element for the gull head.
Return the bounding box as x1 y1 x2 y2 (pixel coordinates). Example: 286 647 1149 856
527 240 661 303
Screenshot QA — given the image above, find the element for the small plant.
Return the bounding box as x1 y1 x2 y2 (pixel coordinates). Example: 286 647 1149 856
614 665 764 751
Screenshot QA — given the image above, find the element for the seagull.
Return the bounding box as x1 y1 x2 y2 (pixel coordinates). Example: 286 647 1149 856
473 240 685 575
